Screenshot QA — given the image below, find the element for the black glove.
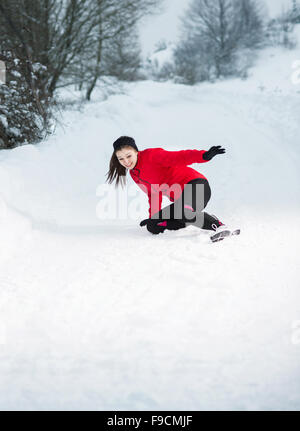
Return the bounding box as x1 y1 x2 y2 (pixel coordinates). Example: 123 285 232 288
139 218 165 234
140 218 150 227
140 218 186 235
203 145 226 161
140 216 163 227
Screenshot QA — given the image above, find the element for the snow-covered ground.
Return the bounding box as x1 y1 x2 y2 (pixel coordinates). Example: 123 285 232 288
0 38 300 410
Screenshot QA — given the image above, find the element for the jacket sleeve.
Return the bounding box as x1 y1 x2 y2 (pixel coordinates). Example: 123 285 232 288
152 148 209 167
148 190 162 219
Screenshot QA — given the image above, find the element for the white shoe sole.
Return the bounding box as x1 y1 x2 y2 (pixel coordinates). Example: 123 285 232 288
210 229 240 243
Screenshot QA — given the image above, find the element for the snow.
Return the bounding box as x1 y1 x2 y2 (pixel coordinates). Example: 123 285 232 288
8 127 21 137
0 115 8 129
0 35 300 410
147 43 175 69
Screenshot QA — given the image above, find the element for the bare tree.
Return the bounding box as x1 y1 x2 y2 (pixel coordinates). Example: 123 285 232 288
173 35 213 84
291 0 300 23
174 0 265 83
102 26 143 82
82 0 161 100
266 4 298 49
0 0 162 148
239 0 265 48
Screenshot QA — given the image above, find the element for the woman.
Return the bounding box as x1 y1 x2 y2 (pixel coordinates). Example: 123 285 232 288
106 136 234 240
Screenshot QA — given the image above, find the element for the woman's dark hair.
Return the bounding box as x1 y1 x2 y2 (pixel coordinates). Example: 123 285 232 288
106 136 138 188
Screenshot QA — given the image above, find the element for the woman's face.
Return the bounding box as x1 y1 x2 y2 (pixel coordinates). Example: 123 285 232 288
116 147 138 170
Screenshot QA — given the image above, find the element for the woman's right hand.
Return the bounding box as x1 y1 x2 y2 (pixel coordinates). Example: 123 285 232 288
140 218 150 227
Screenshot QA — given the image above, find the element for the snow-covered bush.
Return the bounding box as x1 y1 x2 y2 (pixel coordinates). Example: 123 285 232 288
0 51 52 149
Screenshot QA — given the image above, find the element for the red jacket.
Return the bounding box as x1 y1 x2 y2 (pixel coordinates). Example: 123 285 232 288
129 147 209 218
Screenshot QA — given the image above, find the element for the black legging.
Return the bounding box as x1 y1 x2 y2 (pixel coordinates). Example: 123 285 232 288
150 178 223 231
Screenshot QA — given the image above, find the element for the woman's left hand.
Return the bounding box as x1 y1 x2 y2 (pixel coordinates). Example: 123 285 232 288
203 145 226 161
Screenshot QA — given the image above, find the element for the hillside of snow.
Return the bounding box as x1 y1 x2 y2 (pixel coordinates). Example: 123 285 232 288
0 33 300 410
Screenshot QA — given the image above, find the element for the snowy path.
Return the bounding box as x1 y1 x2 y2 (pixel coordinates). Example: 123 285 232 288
0 78 300 410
